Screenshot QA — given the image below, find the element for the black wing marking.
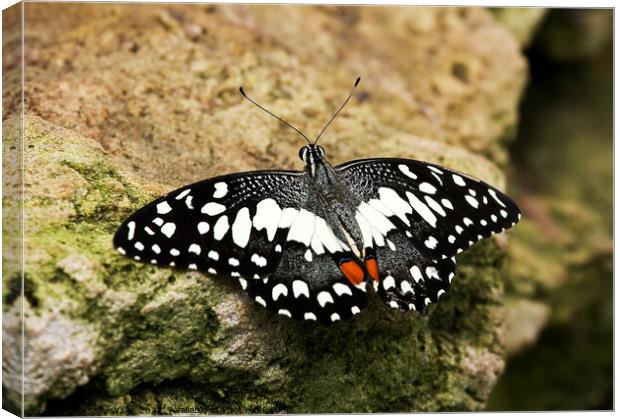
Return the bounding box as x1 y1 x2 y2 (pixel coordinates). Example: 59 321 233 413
336 158 521 261
246 242 368 325
374 228 456 313
113 170 308 280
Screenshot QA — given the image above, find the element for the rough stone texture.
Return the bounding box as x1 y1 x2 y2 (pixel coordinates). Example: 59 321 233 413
4 4 529 415
492 8 547 48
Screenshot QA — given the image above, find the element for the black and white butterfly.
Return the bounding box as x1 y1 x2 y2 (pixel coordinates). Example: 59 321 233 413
113 78 521 325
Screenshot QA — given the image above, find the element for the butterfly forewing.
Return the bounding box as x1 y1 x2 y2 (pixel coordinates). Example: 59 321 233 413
336 158 521 260
114 171 306 276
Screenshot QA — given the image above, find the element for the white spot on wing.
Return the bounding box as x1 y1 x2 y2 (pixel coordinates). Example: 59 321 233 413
185 196 194 209
152 217 164 227
379 187 412 226
201 202 226 216
292 280 310 298
351 306 361 315
425 236 438 249
278 208 298 228
406 191 437 228
127 221 136 240
441 198 454 210
188 243 201 255
398 164 417 179
465 195 479 208
134 241 144 251
409 266 423 283
401 281 413 294
383 276 395 290
208 250 219 260
175 189 190 200
304 249 313 262
317 291 334 307
253 198 282 241
278 309 292 318
272 283 288 301
419 182 436 194
157 201 172 214
161 222 176 238
251 253 267 267
304 312 317 321
452 174 466 186
232 207 252 248
333 283 352 296
213 182 228 198
197 222 209 235
255 296 267 307
358 202 396 237
151 244 161 254
488 188 507 207
426 267 439 280
213 216 229 240
330 313 341 322
228 257 239 266
428 165 443 174
424 196 446 217
313 217 343 253
287 209 315 246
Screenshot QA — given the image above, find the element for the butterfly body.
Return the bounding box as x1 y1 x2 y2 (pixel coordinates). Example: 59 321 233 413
114 79 521 325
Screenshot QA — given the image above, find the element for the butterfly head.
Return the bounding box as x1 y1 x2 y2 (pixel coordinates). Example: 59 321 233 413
299 144 325 165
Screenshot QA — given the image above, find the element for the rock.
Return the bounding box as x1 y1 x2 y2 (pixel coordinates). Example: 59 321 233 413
6 4 528 415
492 8 548 48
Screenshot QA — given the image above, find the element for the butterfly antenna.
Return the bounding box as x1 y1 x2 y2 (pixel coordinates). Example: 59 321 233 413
314 77 361 145
239 86 312 145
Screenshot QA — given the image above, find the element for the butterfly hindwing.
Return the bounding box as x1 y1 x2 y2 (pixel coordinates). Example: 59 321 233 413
373 228 456 313
248 243 368 324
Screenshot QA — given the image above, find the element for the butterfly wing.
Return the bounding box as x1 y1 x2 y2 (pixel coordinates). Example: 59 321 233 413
336 158 521 312
114 170 307 276
113 170 367 324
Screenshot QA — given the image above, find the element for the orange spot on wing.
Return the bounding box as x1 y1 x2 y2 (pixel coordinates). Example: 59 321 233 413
366 258 380 282
339 260 365 286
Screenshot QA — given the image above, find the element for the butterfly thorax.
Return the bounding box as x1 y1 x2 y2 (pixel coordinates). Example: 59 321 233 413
306 154 366 260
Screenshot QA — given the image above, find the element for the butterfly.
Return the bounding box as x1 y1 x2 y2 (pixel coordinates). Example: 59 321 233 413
113 77 521 325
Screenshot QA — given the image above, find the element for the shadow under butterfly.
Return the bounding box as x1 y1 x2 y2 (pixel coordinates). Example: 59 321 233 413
114 77 521 325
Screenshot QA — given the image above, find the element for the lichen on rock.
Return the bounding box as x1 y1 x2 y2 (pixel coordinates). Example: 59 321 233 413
5 4 530 415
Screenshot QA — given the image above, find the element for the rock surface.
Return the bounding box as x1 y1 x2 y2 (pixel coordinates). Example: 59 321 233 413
4 4 528 415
